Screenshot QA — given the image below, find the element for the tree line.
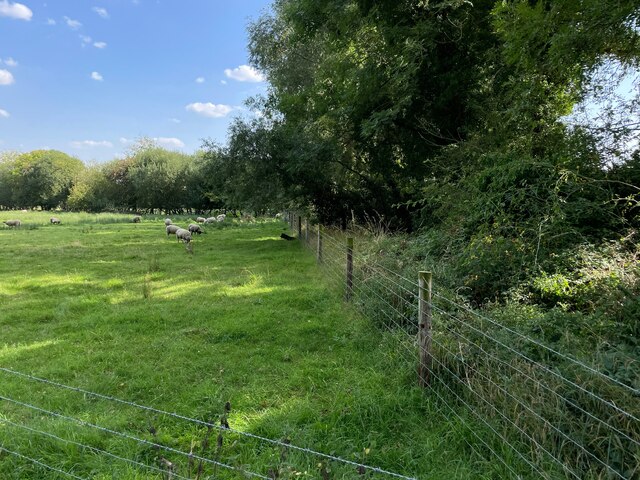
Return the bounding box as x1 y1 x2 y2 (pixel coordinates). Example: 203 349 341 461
0 142 226 214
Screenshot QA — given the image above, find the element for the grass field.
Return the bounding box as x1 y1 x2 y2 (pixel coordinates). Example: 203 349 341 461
0 212 497 479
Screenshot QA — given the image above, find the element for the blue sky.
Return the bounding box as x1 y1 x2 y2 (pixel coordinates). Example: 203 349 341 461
0 0 273 162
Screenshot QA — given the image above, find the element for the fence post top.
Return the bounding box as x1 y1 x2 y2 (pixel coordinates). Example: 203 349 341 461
419 271 433 281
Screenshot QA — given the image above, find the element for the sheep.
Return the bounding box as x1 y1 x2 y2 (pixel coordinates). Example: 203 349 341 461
50 217 61 224
196 217 206 223
204 217 216 224
3 220 21 228
188 223 204 235
216 214 226 222
164 218 172 226
175 228 192 243
132 215 141 223
166 224 180 236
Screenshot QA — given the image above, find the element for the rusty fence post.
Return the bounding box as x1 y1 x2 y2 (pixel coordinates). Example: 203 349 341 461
418 271 433 387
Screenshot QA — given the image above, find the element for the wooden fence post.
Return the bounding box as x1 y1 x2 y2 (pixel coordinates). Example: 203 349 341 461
345 237 354 301
297 215 302 239
418 271 433 387
317 225 323 264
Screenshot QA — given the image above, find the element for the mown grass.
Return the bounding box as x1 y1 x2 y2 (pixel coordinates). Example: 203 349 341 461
0 212 504 479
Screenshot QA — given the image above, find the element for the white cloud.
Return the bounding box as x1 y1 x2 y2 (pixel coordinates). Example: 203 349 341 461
4 57 17 67
80 34 92 44
93 41 107 49
46 18 55 25
223 65 265 83
220 80 227 85
64 16 82 29
185 102 233 118
92 7 109 19
91 71 103 81
195 76 205 84
70 140 113 148
0 1 32 21
154 137 185 148
0 69 15 85
0 108 9 118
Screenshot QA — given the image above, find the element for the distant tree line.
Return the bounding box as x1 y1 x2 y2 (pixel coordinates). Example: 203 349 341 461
0 142 227 213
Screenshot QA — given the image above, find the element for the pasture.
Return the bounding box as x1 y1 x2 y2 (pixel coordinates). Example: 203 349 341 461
0 213 486 479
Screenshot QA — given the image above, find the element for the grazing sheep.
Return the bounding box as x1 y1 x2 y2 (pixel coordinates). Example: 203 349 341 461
196 217 206 223
204 217 216 224
50 217 61 224
216 214 226 222
175 228 192 243
132 215 141 223
166 224 180 236
3 220 21 228
164 218 172 226
188 223 204 235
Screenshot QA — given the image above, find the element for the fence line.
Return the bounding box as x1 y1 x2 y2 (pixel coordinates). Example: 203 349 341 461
0 367 418 480
0 445 89 480
287 212 639 479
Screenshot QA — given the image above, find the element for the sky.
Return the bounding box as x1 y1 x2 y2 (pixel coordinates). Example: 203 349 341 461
0 0 273 162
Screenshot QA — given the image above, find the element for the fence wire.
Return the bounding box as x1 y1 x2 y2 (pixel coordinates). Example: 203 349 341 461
292 215 640 480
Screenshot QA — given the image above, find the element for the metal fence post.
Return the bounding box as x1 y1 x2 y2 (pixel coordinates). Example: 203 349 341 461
317 225 323 264
418 271 433 387
345 237 354 301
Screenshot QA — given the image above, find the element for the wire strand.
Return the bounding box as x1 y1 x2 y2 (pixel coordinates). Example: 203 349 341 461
0 445 88 480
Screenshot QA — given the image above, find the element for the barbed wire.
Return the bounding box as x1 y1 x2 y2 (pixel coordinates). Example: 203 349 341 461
0 417 193 480
0 368 418 480
0 394 271 480
431 290 640 397
0 445 88 480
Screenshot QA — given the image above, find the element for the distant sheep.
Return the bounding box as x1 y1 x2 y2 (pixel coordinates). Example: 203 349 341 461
196 217 206 223
164 218 172 226
175 228 192 243
166 224 180 236
50 217 61 224
204 217 216 224
3 220 21 228
217 214 226 222
188 224 204 235
132 215 141 223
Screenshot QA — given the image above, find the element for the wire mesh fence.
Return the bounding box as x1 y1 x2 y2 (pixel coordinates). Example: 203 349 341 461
290 213 640 480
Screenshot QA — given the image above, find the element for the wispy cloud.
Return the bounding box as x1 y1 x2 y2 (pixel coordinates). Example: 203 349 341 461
195 76 205 84
70 140 113 148
0 69 15 85
154 137 185 148
0 108 9 118
0 0 32 21
4 57 18 67
93 41 107 49
46 18 56 25
186 102 233 118
80 35 92 45
223 65 265 83
91 71 103 81
92 6 109 19
64 16 82 29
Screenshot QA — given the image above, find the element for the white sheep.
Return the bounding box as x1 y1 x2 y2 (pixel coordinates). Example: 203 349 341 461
166 224 180 236
216 214 226 222
132 215 141 223
204 217 216 224
175 228 192 243
50 217 61 224
188 224 204 235
196 217 206 223
3 220 21 228
164 218 172 226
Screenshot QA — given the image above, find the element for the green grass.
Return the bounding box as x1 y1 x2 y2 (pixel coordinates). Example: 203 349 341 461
0 212 500 479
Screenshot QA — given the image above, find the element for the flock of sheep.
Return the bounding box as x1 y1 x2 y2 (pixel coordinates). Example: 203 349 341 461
2 217 60 228
131 213 227 244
